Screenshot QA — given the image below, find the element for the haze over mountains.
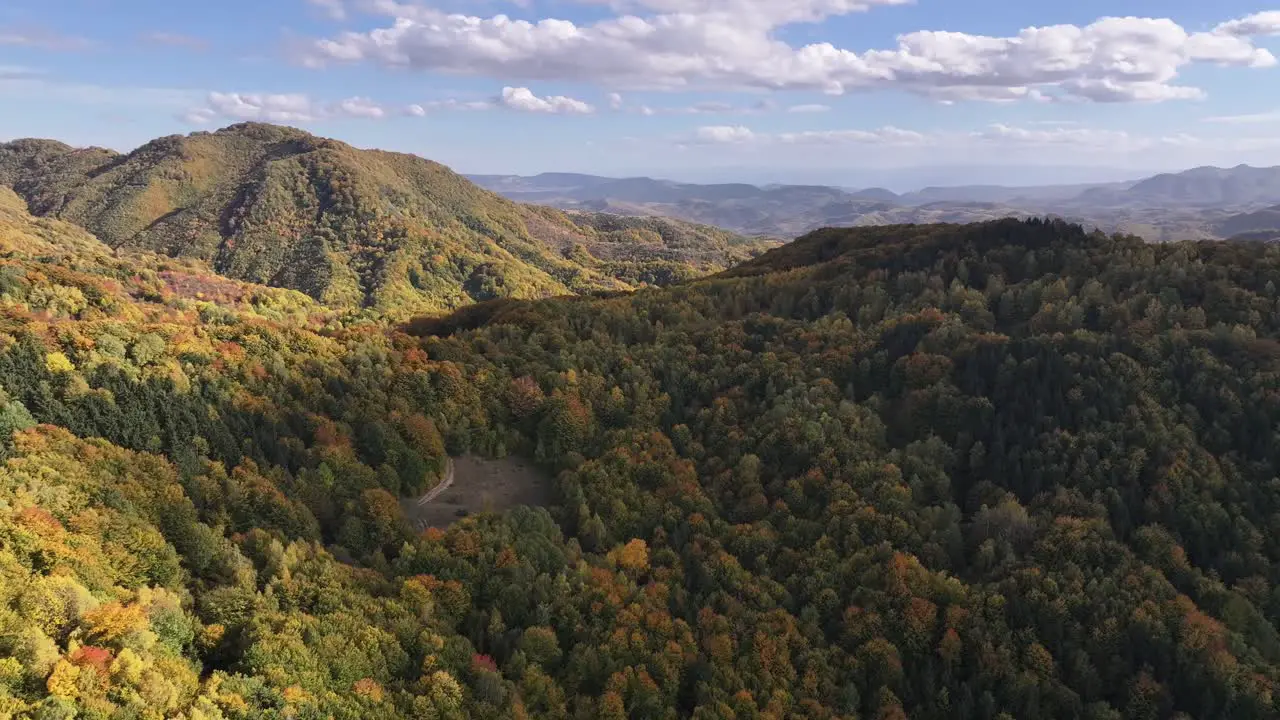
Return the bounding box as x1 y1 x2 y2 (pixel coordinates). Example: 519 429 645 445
469 165 1280 242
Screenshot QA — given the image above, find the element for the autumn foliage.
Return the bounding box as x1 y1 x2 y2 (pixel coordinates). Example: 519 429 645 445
3 203 1280 719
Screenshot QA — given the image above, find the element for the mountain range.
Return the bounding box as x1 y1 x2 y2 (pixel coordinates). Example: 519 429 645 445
469 166 1280 242
7 122 1280 326
0 124 775 318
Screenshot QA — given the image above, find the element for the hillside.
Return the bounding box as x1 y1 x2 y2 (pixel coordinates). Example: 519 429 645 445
0 186 113 258
405 218 1280 718
1217 204 1280 238
7 197 1280 718
0 124 774 318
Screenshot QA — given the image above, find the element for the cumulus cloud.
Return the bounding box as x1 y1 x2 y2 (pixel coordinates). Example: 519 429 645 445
181 92 391 124
607 92 624 110
334 96 386 118
498 86 594 114
590 0 911 26
1213 11 1280 37
693 125 757 143
296 8 1280 104
183 93 318 124
787 103 831 112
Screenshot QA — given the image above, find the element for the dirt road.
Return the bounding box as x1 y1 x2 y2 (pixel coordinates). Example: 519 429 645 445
414 457 455 507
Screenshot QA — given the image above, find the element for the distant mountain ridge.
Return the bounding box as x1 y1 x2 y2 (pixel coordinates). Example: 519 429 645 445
1128 165 1280 205
1217 204 1280 238
0 124 775 317
468 165 1280 241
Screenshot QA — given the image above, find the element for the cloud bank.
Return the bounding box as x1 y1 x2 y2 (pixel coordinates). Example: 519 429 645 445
181 92 389 124
296 6 1280 103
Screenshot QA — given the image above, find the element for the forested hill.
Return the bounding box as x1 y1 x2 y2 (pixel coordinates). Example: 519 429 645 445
409 217 1280 718
0 123 774 318
4 208 1280 718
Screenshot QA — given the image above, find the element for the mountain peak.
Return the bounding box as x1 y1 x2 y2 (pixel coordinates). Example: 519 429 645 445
0 122 772 317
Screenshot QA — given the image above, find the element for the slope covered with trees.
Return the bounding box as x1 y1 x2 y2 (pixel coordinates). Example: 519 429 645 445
0 124 774 318
3 199 1280 718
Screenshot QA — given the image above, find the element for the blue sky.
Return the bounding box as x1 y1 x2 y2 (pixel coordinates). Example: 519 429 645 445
2 0 1279 186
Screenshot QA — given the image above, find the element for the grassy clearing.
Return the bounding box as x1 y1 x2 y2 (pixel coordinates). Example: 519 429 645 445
403 454 552 530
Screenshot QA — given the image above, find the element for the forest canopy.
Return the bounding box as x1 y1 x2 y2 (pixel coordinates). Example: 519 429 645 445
2 196 1280 719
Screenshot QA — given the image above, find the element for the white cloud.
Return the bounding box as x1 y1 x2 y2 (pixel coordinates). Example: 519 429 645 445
402 98 495 116
787 103 830 112
353 0 907 26
184 93 317 124
607 92 624 110
681 122 1194 153
580 0 911 26
334 96 387 118
1203 109 1280 124
296 9 1280 103
421 98 495 111
693 125 756 143
498 86 594 114
1213 11 1280 37
973 123 1136 148
632 99 776 115
779 126 926 144
687 124 921 147
181 92 390 124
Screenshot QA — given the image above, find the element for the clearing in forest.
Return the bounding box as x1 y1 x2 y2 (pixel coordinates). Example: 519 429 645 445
403 455 553 531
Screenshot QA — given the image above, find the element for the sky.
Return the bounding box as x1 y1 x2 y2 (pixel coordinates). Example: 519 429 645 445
1 0 1280 187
